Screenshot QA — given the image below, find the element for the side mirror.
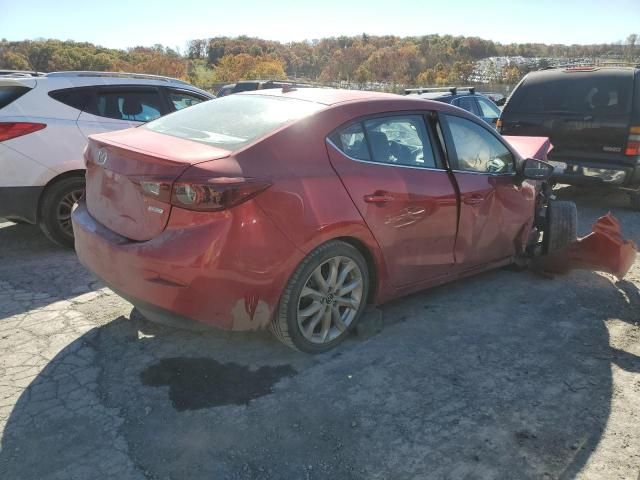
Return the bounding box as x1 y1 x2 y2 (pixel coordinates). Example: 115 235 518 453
520 158 554 181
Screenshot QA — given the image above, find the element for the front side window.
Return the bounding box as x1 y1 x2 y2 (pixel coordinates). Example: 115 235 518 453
445 115 514 174
146 94 326 150
167 89 207 111
363 115 436 168
477 97 501 119
90 89 164 122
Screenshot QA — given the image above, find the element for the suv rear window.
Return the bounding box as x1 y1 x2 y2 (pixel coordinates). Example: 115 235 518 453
145 94 326 150
0 85 31 109
513 72 634 115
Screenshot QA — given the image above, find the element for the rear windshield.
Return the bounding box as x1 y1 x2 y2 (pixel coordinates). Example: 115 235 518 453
145 94 326 150
511 71 634 116
0 85 31 109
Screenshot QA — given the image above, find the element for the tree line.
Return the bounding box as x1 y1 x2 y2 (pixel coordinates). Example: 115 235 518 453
1 34 637 92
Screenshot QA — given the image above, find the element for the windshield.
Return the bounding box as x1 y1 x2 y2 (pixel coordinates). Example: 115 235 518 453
145 94 326 150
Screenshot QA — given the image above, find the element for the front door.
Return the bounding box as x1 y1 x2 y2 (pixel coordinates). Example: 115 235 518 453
326 113 459 288
439 113 536 267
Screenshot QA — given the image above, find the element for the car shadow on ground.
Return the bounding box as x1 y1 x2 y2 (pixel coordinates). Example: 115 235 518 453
0 221 98 317
1 266 638 479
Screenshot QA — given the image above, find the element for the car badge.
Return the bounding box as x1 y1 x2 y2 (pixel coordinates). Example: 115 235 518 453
96 149 108 166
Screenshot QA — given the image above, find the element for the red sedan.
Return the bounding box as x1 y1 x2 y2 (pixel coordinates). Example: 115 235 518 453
72 88 566 353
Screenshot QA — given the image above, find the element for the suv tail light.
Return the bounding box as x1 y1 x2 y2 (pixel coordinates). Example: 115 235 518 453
625 126 640 156
0 122 46 142
136 177 271 212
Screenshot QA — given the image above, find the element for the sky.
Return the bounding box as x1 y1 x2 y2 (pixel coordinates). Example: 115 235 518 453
1 0 639 51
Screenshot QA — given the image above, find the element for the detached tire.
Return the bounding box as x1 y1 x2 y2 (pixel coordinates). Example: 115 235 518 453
38 176 85 248
543 200 577 253
271 240 370 353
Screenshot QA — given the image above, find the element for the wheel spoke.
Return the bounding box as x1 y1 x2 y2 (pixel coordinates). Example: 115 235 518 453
320 306 332 341
312 269 329 293
304 307 325 337
332 305 347 332
298 300 323 318
335 262 355 290
301 286 324 302
335 296 359 309
327 258 340 289
338 278 361 296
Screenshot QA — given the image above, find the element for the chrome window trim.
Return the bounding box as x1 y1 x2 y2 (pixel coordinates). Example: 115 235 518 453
450 169 516 177
326 138 446 173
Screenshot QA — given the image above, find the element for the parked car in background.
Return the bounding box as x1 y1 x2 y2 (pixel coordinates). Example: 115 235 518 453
405 87 502 127
0 71 213 246
499 66 640 208
217 79 312 96
72 88 570 354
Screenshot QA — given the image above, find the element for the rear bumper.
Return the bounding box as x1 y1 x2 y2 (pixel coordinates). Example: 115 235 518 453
72 200 303 331
548 154 640 188
0 186 43 223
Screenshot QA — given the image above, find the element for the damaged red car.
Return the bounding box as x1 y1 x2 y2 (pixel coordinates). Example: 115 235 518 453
72 88 574 353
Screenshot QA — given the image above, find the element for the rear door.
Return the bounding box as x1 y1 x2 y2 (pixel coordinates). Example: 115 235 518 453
439 113 536 267
501 70 633 158
77 86 168 137
327 113 458 288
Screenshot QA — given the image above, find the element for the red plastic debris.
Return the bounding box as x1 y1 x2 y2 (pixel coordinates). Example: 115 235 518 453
537 213 637 279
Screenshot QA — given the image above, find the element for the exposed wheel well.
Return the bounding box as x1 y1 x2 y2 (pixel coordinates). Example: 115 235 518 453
335 236 378 303
37 170 85 221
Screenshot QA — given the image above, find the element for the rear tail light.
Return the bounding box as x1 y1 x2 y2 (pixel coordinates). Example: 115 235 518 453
496 118 503 132
0 122 46 142
137 177 271 212
625 126 640 156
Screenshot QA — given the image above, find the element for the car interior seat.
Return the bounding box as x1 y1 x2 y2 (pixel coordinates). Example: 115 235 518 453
368 131 391 163
122 97 143 120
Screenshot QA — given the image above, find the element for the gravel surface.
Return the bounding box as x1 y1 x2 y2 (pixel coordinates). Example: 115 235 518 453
0 187 639 480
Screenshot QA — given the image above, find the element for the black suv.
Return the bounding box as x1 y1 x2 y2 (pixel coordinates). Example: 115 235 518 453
499 66 640 207
405 87 502 127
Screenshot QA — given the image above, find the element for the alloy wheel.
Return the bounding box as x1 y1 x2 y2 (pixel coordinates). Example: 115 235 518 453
57 188 84 237
296 256 364 344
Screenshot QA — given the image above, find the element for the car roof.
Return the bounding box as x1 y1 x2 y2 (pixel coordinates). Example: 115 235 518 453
239 87 402 105
526 66 638 82
5 71 212 97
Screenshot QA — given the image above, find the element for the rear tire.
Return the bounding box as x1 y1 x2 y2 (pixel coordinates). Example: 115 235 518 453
271 240 370 353
543 200 577 253
38 176 85 248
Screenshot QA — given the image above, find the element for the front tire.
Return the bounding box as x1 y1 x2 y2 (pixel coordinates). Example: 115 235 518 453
38 176 85 248
271 240 370 353
543 200 577 253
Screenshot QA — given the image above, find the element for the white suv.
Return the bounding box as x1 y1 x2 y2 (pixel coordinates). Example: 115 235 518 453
0 71 213 247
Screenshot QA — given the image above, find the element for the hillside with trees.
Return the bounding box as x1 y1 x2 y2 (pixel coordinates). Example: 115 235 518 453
1 34 637 92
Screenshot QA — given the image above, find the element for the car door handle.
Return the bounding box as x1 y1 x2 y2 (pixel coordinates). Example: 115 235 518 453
463 194 485 206
364 191 394 204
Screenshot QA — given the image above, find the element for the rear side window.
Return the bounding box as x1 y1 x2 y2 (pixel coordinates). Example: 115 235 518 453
49 87 93 111
145 94 325 150
513 73 633 115
453 96 478 115
0 85 31 109
86 89 164 122
333 123 370 160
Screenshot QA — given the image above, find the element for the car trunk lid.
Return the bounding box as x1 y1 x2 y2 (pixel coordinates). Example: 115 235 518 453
85 128 230 241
